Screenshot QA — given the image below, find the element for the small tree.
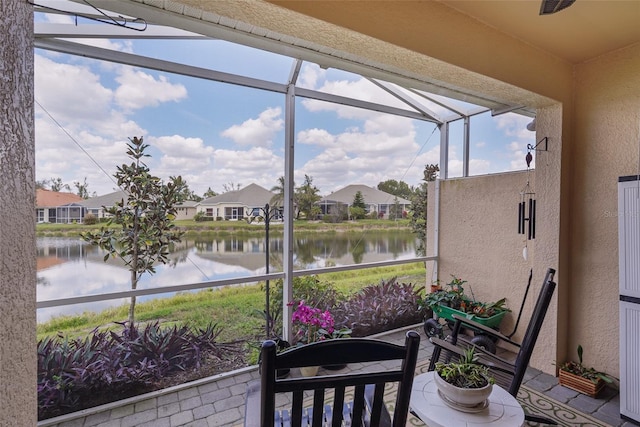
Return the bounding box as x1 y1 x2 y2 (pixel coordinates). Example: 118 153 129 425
202 187 217 199
81 137 184 324
74 177 90 199
410 164 439 255
351 190 366 219
295 174 321 219
49 177 70 192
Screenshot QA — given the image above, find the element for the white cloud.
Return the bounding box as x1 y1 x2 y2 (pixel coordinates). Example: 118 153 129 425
221 107 284 147
297 128 336 147
114 68 187 111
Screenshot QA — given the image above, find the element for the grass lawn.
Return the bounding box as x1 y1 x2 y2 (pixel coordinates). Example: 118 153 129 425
36 262 426 342
37 218 412 237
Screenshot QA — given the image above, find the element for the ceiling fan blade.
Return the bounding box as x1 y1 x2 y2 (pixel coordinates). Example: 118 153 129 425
539 0 576 15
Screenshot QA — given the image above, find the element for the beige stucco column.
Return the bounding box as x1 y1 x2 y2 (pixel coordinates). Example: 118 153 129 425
0 0 37 425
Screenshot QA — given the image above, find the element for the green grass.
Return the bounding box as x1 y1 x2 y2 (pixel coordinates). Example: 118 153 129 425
37 219 411 237
36 263 426 342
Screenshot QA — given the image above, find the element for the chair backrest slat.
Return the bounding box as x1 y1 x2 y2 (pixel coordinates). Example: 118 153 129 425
510 268 556 395
331 386 346 427
352 385 366 427
291 390 303 425
253 330 420 427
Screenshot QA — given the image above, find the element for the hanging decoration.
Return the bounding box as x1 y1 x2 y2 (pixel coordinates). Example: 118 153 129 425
518 144 536 260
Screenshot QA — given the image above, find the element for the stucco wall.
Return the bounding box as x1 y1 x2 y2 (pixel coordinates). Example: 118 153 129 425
570 43 640 374
426 171 560 374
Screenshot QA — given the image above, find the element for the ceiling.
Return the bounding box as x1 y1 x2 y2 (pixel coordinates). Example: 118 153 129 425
439 0 640 64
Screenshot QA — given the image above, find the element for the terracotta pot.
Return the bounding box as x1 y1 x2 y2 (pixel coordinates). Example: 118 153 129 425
434 371 492 408
558 369 605 398
300 366 319 377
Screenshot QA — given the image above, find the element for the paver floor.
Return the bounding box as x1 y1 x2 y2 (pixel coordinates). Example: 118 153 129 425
39 325 630 427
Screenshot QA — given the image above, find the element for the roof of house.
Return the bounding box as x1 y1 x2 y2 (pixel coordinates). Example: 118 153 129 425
199 183 274 207
177 200 199 208
80 190 127 209
36 189 83 208
320 184 411 205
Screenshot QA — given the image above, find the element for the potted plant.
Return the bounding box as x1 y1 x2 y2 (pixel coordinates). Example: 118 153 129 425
288 300 351 375
558 345 613 397
434 346 494 408
420 276 510 342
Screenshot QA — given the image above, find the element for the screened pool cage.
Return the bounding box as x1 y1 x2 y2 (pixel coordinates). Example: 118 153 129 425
33 0 535 341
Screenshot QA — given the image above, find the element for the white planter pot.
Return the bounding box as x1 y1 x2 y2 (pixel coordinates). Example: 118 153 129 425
434 371 493 408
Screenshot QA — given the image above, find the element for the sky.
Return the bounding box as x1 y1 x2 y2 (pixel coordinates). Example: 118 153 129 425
34 8 536 199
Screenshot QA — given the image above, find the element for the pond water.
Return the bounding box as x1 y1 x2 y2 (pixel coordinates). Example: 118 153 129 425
37 231 419 322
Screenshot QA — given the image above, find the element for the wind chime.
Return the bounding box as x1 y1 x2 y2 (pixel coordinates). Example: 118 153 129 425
518 146 536 259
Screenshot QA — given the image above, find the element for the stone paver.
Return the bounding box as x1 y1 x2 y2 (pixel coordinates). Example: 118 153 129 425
39 326 625 427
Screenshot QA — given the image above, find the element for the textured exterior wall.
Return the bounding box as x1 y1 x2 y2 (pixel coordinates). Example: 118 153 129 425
426 170 559 374
0 0 37 425
428 171 535 338
570 43 640 373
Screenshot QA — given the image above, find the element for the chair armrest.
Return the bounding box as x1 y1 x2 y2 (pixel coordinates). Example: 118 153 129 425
450 314 521 348
244 380 261 427
430 337 516 376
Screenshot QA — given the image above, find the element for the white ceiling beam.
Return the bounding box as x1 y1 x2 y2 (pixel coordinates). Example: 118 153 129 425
35 22 205 39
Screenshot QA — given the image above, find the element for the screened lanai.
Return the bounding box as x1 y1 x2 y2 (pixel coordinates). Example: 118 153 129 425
33 0 536 338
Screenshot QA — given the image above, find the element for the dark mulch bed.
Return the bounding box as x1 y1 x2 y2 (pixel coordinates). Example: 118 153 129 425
40 349 250 421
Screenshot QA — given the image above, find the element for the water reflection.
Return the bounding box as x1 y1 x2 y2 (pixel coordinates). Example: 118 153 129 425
36 231 417 321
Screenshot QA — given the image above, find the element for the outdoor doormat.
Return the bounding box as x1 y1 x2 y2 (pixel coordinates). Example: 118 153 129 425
517 386 611 427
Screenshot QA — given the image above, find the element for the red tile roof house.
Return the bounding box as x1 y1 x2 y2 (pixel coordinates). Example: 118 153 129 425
36 189 84 224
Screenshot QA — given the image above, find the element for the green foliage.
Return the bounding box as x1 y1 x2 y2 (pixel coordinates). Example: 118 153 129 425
420 275 466 311
409 164 439 255
295 174 321 219
352 190 366 209
435 346 493 388
73 177 90 199
377 179 416 200
202 187 217 199
37 322 237 420
349 206 366 220
559 345 613 384
333 277 425 336
81 136 184 324
83 213 97 225
420 275 510 318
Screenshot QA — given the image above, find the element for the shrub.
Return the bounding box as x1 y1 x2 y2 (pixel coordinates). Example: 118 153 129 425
333 278 425 337
260 276 344 340
83 213 97 225
37 321 236 420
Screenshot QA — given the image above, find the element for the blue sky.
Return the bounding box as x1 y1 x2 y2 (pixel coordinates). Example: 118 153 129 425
34 11 535 198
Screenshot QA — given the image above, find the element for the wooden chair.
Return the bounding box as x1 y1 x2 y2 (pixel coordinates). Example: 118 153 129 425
244 330 420 427
428 267 557 425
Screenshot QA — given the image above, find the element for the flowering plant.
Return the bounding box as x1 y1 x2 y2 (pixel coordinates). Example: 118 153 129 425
288 300 350 344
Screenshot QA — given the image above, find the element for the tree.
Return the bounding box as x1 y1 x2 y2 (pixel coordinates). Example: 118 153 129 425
377 179 415 200
81 137 184 325
74 177 90 199
36 179 49 190
389 196 402 220
223 182 241 192
203 187 217 199
295 174 321 220
49 177 70 192
350 190 366 219
410 164 439 255
174 180 202 202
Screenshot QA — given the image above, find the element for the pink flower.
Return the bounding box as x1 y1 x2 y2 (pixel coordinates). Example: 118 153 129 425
289 300 337 344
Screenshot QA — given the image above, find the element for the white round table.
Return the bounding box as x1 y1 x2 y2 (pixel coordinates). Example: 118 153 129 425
410 372 525 427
